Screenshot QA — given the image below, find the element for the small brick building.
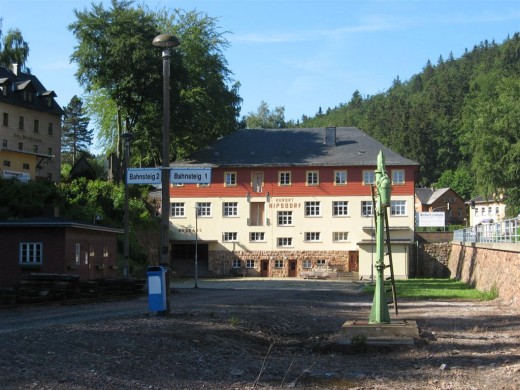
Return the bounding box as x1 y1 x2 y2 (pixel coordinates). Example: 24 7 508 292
0 217 122 287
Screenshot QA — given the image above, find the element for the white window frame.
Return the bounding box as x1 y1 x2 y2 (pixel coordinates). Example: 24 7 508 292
334 170 347 185
306 170 319 186
333 232 349 242
250 232 265 242
305 232 321 242
171 202 185 217
390 200 406 216
232 259 241 268
223 232 238 242
361 201 374 216
333 201 349 216
197 202 211 217
274 259 284 268
363 170 375 185
277 237 293 247
392 169 405 184
223 202 238 217
19 242 43 265
277 210 293 226
224 171 237 187
246 259 255 268
279 171 291 186
305 201 321 217
302 259 312 269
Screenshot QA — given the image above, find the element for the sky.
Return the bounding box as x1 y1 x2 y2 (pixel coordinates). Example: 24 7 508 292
0 0 519 130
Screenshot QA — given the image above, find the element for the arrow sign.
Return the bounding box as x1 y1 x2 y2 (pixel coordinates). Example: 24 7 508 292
171 168 211 184
127 168 162 184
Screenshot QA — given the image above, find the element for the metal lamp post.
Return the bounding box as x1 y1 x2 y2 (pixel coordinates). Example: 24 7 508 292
194 204 200 288
153 33 180 314
121 132 134 279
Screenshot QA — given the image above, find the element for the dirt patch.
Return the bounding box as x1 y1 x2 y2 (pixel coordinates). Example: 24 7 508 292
0 281 519 389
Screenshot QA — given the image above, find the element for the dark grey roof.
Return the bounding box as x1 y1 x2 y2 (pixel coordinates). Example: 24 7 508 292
0 66 64 116
179 127 419 168
0 217 123 234
415 187 451 205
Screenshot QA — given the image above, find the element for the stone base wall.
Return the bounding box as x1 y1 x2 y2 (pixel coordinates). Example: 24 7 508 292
448 243 520 306
420 242 451 278
208 250 351 277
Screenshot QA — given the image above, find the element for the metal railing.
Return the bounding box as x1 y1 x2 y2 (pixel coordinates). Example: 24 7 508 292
453 217 520 244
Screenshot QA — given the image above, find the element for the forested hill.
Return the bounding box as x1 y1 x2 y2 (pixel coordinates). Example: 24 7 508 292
300 33 520 210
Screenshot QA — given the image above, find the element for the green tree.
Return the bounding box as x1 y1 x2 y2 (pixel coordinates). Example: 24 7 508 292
61 95 93 164
245 101 286 129
0 22 30 71
70 1 241 166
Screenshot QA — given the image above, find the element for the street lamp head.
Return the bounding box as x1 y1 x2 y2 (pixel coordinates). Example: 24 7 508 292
152 34 180 48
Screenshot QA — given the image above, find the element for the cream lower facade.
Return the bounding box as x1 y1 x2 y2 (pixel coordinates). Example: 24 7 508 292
169 194 415 279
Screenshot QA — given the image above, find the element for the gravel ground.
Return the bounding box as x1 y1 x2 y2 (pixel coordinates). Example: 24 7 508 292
0 279 519 390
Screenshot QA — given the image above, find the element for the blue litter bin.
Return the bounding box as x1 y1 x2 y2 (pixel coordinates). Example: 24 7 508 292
146 266 167 312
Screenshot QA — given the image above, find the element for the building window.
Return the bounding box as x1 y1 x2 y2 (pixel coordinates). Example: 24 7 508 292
475 208 479 216
197 202 211 217
23 163 29 170
103 247 109 258
18 116 24 130
305 201 321 216
306 170 319 185
302 259 311 269
488 206 492 215
279 171 291 186
277 210 293 225
75 243 80 265
361 201 373 216
277 237 292 247
333 232 349 242
363 170 375 185
232 259 241 268
495 206 500 215
18 142 23 151
317 259 326 267
3 113 8 126
48 147 53 156
392 170 405 184
34 119 39 133
246 259 255 268
223 232 238 242
305 232 321 242
274 259 284 268
250 232 265 242
3 160 10 167
223 202 238 216
334 170 347 185
19 242 43 265
48 122 53 135
391 200 406 215
333 201 349 216
171 202 185 217
224 171 236 187
33 145 38 153
2 139 6 147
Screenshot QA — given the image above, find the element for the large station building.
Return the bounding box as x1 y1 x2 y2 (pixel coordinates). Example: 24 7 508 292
0 64 62 182
168 127 419 280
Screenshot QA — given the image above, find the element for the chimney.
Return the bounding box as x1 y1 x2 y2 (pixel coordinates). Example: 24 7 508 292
10 63 19 76
325 126 336 146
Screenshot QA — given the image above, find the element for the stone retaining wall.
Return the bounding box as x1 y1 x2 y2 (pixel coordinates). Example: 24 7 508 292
448 242 520 306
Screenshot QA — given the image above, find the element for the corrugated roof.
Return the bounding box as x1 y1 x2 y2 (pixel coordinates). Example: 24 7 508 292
179 127 419 168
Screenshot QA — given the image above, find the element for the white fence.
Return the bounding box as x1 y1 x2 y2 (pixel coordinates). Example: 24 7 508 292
453 217 520 244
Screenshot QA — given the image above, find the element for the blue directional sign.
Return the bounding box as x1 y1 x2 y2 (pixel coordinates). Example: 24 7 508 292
171 168 212 184
127 168 162 184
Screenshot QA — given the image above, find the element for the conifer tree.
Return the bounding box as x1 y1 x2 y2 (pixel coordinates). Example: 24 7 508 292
61 95 93 164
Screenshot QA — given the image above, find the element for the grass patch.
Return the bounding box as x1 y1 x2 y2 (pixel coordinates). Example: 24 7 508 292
363 278 498 301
